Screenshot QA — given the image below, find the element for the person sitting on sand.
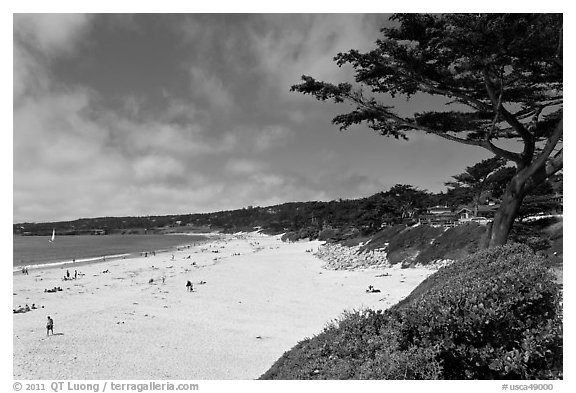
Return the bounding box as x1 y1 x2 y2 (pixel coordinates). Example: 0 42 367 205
46 316 54 336
31 304 37 309
13 306 26 314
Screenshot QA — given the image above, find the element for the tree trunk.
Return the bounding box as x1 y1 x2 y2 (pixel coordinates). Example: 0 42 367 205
488 175 526 247
473 193 480 217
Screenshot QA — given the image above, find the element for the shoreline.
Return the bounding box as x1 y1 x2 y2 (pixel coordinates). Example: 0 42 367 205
13 233 221 273
13 231 434 379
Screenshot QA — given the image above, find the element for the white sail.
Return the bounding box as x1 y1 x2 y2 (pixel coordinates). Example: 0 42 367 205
49 229 55 242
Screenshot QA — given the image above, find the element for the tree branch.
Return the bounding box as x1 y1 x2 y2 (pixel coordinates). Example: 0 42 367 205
346 91 489 148
483 69 535 162
482 141 523 164
342 89 529 163
546 150 563 176
487 79 504 141
555 26 563 67
392 64 491 112
524 119 563 179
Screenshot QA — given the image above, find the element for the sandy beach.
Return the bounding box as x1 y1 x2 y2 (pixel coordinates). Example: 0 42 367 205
13 232 434 380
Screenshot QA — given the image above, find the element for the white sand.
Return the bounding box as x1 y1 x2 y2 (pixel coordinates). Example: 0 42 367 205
13 233 434 380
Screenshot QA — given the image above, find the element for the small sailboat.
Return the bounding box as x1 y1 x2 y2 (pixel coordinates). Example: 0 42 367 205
49 229 55 243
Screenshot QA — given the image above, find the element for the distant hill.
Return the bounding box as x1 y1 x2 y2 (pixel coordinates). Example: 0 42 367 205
13 187 432 237
14 184 562 262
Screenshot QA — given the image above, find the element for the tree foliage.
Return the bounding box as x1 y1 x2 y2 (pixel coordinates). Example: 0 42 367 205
291 13 563 246
445 156 507 213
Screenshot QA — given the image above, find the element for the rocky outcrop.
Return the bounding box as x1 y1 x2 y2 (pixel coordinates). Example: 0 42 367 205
314 243 390 270
315 242 455 271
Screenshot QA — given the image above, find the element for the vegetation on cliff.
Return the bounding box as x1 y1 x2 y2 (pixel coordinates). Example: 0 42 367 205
260 244 563 380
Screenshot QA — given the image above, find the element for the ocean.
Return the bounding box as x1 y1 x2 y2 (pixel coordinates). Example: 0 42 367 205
13 234 209 271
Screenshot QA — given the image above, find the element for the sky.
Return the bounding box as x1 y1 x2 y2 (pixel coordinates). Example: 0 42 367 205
13 13 516 223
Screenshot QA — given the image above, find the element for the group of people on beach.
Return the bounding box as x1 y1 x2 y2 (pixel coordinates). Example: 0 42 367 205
63 269 78 281
18 240 214 341
185 279 207 292
13 303 41 313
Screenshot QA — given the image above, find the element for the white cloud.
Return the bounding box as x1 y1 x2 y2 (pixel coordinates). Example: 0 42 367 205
224 159 264 175
11 14 396 223
188 66 234 109
13 14 93 102
133 155 186 181
162 98 198 123
249 14 383 96
13 43 47 101
254 125 293 151
14 14 92 58
220 125 294 154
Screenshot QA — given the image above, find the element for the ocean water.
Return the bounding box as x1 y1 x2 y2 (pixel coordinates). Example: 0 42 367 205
13 234 208 271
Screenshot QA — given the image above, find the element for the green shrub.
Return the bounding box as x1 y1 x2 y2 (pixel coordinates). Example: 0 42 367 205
414 223 487 264
261 244 562 380
281 232 299 242
393 244 562 379
260 309 443 379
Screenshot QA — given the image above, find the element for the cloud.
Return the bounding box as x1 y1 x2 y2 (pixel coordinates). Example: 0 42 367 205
13 14 93 102
188 66 234 110
248 14 385 97
161 98 198 124
13 43 47 101
133 155 186 182
11 14 406 223
220 125 294 154
224 159 264 175
253 125 293 151
14 14 93 57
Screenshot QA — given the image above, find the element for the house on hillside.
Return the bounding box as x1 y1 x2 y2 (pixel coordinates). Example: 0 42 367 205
457 207 474 221
455 202 499 225
427 205 452 215
523 193 563 214
418 206 458 228
477 204 499 218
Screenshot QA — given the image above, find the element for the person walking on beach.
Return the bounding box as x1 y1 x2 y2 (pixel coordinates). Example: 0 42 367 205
74 270 77 279
46 316 54 336
186 280 193 292
66 270 70 279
